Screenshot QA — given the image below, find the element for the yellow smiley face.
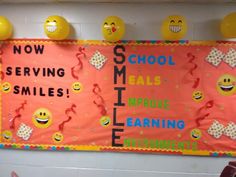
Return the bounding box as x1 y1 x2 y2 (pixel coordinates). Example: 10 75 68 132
71 82 83 93
2 130 12 141
0 16 13 40
44 15 70 40
190 128 202 140
216 74 236 96
161 15 187 40
1 82 11 93
32 108 52 128
52 132 64 143
192 90 204 102
102 16 125 42
100 116 111 127
220 12 236 38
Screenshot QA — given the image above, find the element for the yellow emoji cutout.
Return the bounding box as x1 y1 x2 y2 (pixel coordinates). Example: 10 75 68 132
44 15 70 40
100 116 111 127
190 128 202 140
32 108 52 128
216 74 236 96
1 82 11 93
192 90 204 102
2 130 13 141
0 16 13 40
161 15 187 40
102 16 125 42
71 82 83 93
220 12 236 38
52 132 64 143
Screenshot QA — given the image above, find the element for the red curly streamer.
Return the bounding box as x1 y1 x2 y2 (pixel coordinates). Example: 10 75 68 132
193 78 200 89
59 104 77 131
65 104 77 115
92 83 107 116
0 71 4 80
93 83 101 95
93 100 107 115
59 116 72 131
197 100 214 115
196 113 210 127
71 47 86 80
183 53 200 88
10 100 27 129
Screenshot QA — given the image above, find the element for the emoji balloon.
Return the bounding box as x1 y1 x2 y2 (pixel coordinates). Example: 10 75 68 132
161 15 187 40
102 16 125 42
220 12 236 38
0 16 13 40
44 15 70 40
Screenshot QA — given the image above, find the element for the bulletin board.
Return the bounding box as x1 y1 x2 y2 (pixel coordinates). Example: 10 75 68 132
0 39 235 157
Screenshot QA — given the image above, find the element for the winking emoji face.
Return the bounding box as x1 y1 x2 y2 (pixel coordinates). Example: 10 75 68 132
102 16 125 42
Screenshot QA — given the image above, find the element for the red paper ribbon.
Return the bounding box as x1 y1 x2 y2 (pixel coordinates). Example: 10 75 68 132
65 104 77 115
71 47 86 80
59 104 77 131
92 83 107 116
92 83 101 95
196 100 214 115
59 116 72 131
183 53 200 89
10 100 27 129
196 113 210 127
0 48 4 80
93 100 107 115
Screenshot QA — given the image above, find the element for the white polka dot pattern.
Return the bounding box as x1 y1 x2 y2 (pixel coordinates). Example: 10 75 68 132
205 48 224 66
17 123 33 141
89 50 107 70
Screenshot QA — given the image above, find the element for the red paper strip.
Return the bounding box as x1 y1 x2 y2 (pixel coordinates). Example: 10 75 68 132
195 113 210 127
92 83 107 116
59 116 72 131
71 47 86 80
59 104 77 131
197 100 214 115
10 100 27 129
183 53 200 88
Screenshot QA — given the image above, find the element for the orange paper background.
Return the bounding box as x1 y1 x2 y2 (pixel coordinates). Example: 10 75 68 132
0 40 235 156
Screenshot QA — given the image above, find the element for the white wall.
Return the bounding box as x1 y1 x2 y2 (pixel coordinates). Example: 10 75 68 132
0 2 235 177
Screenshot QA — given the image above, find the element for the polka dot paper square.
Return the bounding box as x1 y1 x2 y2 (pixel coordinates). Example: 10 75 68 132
205 48 224 67
223 48 236 68
207 120 225 139
224 122 236 140
89 50 107 70
17 123 33 141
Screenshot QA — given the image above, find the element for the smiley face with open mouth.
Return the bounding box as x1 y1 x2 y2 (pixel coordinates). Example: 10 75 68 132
192 90 204 102
100 116 111 127
52 132 64 143
1 82 11 93
190 128 202 140
216 74 236 96
2 130 13 141
32 108 52 128
71 82 83 93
